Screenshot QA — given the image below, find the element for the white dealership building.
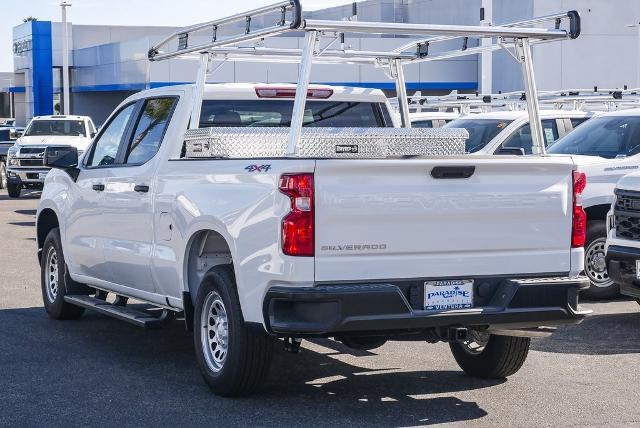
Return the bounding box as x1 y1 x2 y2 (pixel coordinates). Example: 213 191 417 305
5 0 640 126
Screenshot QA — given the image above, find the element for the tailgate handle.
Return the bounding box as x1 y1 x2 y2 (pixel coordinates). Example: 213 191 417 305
430 166 475 179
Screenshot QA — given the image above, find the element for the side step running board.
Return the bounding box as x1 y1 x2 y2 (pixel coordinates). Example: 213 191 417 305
64 295 169 329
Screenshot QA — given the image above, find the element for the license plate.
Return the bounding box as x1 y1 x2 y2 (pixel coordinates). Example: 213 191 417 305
424 280 474 310
636 260 640 280
38 172 48 180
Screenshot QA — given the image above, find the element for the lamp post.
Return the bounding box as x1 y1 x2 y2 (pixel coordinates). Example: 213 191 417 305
60 1 71 115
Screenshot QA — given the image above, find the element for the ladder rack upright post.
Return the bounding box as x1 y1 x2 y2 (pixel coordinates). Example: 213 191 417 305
287 30 319 156
517 38 545 155
392 59 412 128
190 53 211 130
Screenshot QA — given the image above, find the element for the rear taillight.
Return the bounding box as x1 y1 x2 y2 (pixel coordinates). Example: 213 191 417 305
572 170 587 248
279 173 314 256
255 87 333 99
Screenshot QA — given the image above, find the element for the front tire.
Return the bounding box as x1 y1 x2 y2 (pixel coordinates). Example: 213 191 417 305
7 181 20 198
193 265 275 397
0 160 7 189
582 221 619 300
450 332 530 378
40 228 85 320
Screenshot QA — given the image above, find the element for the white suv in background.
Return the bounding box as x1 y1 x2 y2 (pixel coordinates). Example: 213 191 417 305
6 115 96 198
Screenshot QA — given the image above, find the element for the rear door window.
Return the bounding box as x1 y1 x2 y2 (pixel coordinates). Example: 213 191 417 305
199 100 386 128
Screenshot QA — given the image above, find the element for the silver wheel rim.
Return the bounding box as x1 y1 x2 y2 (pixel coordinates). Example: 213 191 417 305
460 330 490 356
585 238 613 288
0 164 6 188
44 246 59 303
200 290 229 372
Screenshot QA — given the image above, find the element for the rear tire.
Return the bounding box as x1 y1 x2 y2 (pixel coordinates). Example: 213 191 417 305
582 221 619 300
40 228 85 320
7 181 20 198
193 265 275 397
450 332 530 378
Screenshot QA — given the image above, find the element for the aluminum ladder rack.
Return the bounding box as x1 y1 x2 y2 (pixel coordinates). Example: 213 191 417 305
148 0 582 155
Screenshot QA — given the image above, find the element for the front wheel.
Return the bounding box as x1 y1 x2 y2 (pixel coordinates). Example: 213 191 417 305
582 221 619 300
6 181 20 198
40 228 85 320
193 265 275 397
450 331 530 378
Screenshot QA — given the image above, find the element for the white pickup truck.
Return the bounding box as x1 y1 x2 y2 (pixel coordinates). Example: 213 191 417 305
445 108 640 299
6 115 96 198
36 82 589 396
35 1 588 396
544 109 640 299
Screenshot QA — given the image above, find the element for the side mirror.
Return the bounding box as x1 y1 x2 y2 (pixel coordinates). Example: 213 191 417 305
44 146 80 181
90 132 97 138
496 147 526 156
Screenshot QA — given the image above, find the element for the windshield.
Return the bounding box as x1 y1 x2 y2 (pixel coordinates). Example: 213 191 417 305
548 116 640 158
443 118 512 153
25 119 86 137
199 100 388 127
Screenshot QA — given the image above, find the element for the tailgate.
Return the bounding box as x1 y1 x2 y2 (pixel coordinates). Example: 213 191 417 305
314 157 575 282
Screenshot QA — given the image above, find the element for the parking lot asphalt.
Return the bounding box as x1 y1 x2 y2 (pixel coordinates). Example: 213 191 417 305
0 190 639 427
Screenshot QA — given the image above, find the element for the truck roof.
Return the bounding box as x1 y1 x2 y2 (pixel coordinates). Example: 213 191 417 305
32 115 91 121
160 83 388 103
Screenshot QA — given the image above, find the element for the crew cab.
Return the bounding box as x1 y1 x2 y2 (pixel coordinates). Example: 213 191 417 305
36 83 589 396
6 115 96 198
605 171 640 304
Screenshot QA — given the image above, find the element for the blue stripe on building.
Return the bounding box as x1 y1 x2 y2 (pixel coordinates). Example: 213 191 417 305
31 21 53 116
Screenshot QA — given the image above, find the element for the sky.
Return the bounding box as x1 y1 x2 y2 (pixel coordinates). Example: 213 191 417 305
1 0 354 72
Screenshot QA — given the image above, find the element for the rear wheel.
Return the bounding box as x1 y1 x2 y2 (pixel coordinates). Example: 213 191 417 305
582 221 619 300
193 265 275 397
40 228 85 320
450 331 530 378
7 181 20 198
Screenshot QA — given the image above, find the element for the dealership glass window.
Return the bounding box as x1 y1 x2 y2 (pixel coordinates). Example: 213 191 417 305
87 104 135 167
125 97 177 164
199 100 387 127
498 120 559 154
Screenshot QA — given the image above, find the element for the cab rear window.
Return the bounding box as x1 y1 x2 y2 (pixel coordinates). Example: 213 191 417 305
199 100 388 128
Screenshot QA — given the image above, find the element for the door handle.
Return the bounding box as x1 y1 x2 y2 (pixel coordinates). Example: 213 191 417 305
134 184 150 193
92 184 105 191
430 166 476 179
